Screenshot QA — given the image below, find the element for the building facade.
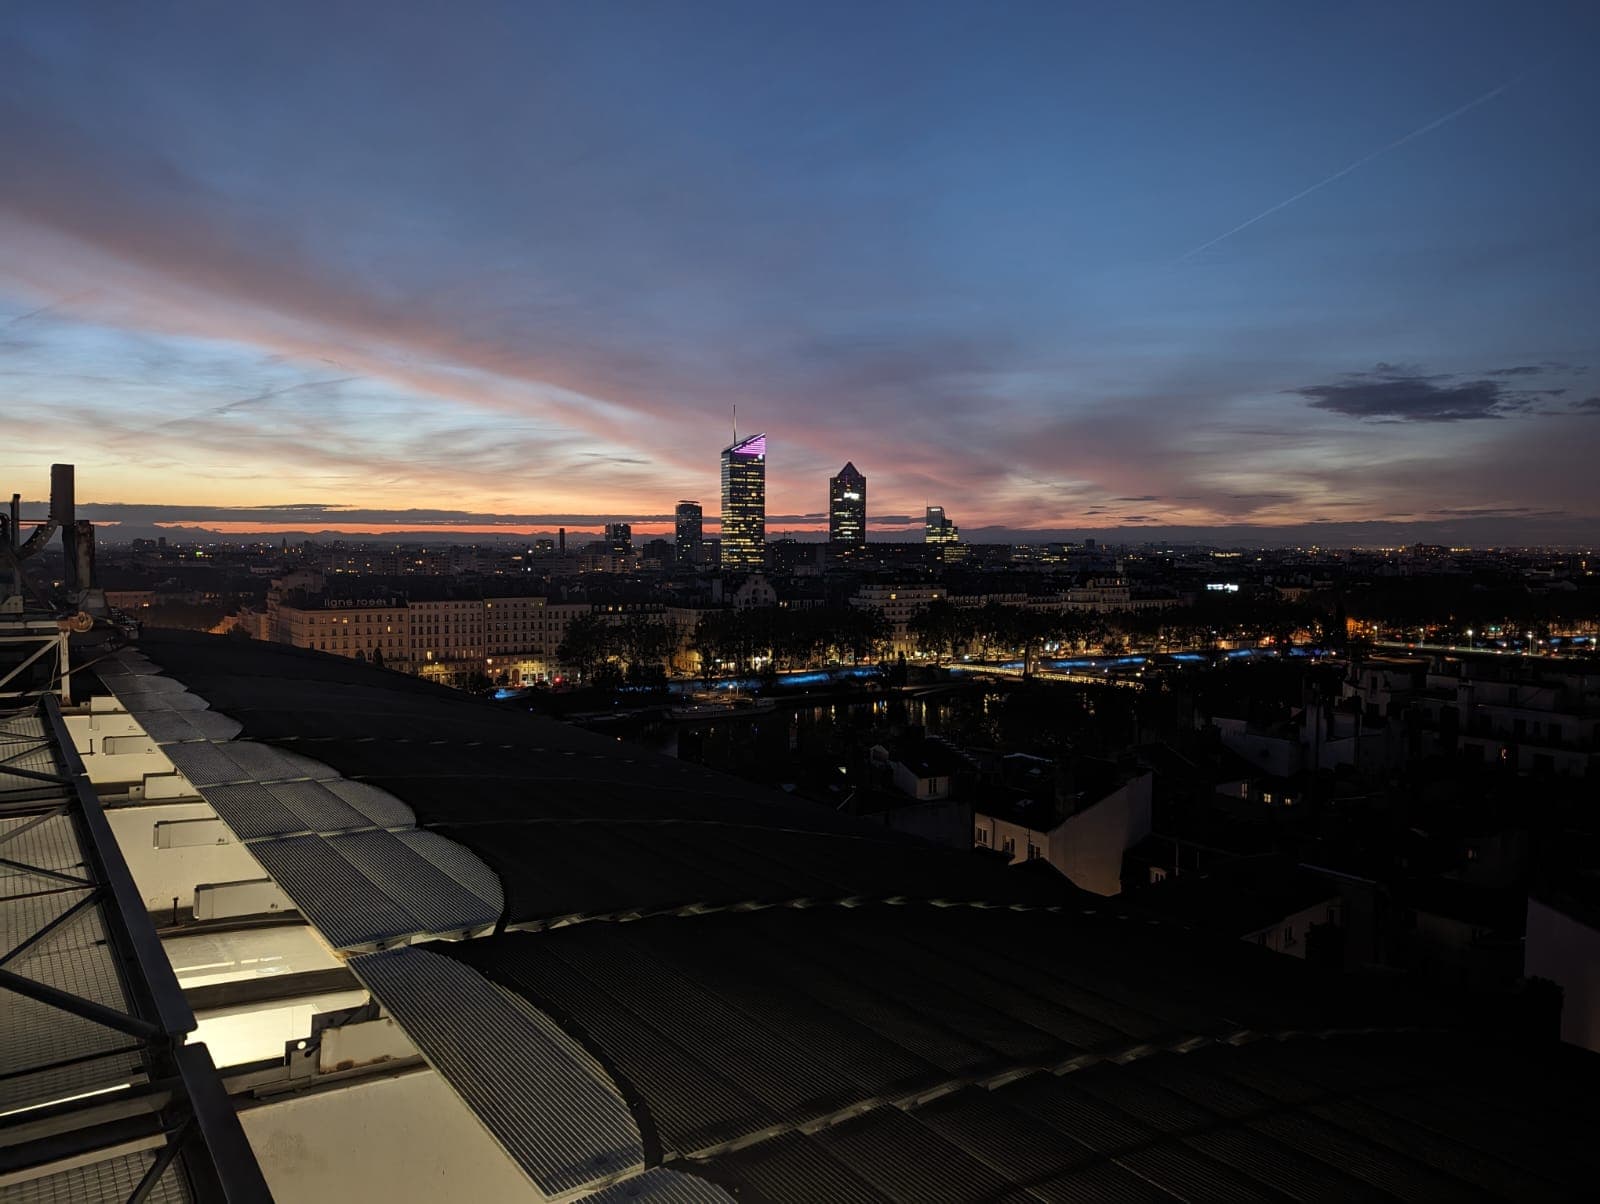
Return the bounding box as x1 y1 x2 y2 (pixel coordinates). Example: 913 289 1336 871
719 433 766 568
828 462 866 547
603 523 632 553
925 505 959 545
674 500 703 567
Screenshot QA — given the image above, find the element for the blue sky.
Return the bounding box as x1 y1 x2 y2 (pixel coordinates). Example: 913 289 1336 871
2 1 1597 542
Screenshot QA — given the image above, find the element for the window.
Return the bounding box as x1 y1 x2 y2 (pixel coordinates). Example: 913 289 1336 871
1282 924 1296 947
1002 836 1016 856
1026 842 1042 861
975 829 989 846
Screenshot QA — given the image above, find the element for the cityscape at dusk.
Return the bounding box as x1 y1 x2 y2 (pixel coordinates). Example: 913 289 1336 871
5 5 1600 1203
4 2 1600 545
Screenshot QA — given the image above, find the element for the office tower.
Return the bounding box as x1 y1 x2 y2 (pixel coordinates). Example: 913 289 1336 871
925 505 960 545
719 433 766 568
603 522 632 553
829 462 867 546
675 500 704 566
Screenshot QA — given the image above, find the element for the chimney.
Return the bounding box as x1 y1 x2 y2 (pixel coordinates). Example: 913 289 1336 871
53 464 78 589
73 520 96 590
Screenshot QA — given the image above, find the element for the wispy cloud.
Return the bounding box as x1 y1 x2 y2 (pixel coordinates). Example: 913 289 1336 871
1178 74 1520 261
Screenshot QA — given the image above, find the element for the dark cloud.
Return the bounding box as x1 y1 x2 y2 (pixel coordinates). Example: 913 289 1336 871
1296 368 1512 422
1484 365 1544 377
1572 397 1600 414
1428 506 1558 518
1113 495 1161 502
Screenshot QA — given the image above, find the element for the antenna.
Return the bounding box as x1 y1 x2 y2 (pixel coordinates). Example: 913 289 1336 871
732 404 737 443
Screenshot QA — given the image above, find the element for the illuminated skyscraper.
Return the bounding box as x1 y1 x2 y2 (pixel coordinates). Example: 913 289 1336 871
675 500 703 566
719 433 766 568
603 522 632 553
829 462 867 546
925 505 959 545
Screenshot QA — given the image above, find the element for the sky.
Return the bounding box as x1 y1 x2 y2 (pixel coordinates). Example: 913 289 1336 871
2 1 1598 545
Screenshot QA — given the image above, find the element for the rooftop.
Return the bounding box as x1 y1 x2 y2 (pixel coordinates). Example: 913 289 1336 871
14 630 1600 1202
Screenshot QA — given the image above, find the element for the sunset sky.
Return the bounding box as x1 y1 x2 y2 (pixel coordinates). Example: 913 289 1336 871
3 1 1598 543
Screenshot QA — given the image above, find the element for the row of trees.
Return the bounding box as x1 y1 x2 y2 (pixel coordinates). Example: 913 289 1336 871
556 612 678 685
554 593 1343 686
692 606 891 676
907 595 1337 676
555 605 898 685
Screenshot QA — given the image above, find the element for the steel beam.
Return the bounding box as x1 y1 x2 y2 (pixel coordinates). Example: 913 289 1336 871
43 694 196 1041
172 1044 275 1204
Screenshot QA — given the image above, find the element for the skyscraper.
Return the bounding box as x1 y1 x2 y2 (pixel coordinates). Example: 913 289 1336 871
719 433 766 568
603 522 632 553
675 500 703 566
925 505 959 544
829 462 867 547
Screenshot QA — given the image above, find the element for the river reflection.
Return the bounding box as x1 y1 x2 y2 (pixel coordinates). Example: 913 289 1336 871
609 688 1009 782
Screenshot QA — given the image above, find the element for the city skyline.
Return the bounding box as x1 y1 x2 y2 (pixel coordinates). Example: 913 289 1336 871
3 2 1598 544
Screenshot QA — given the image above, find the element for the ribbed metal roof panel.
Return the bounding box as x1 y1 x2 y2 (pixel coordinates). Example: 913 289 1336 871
112 651 161 675
1247 1109 1473 1202
161 741 250 788
131 708 243 744
352 947 644 1197
536 926 865 1126
246 834 420 948
120 688 212 712
326 829 499 933
263 778 371 833
1116 1141 1285 1202
911 1086 1101 1184
996 1072 1160 1155
1182 1125 1378 1200
689 1130 891 1204
98 672 187 696
217 740 325 783
195 781 309 840
393 828 503 914
572 1168 736 1204
1306 1098 1567 1203
622 931 946 1101
1031 1159 1180 1203
453 938 780 1154
812 1105 1018 1204
324 778 415 828
128 708 206 743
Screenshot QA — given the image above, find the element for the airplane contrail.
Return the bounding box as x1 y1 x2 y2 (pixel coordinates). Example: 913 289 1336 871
1177 75 1519 263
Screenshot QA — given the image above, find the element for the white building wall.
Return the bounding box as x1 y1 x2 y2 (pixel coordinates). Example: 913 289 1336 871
1213 717 1302 778
1526 897 1600 1054
974 773 1153 897
239 1068 543 1203
1047 773 1153 897
105 801 271 913
1242 898 1340 959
